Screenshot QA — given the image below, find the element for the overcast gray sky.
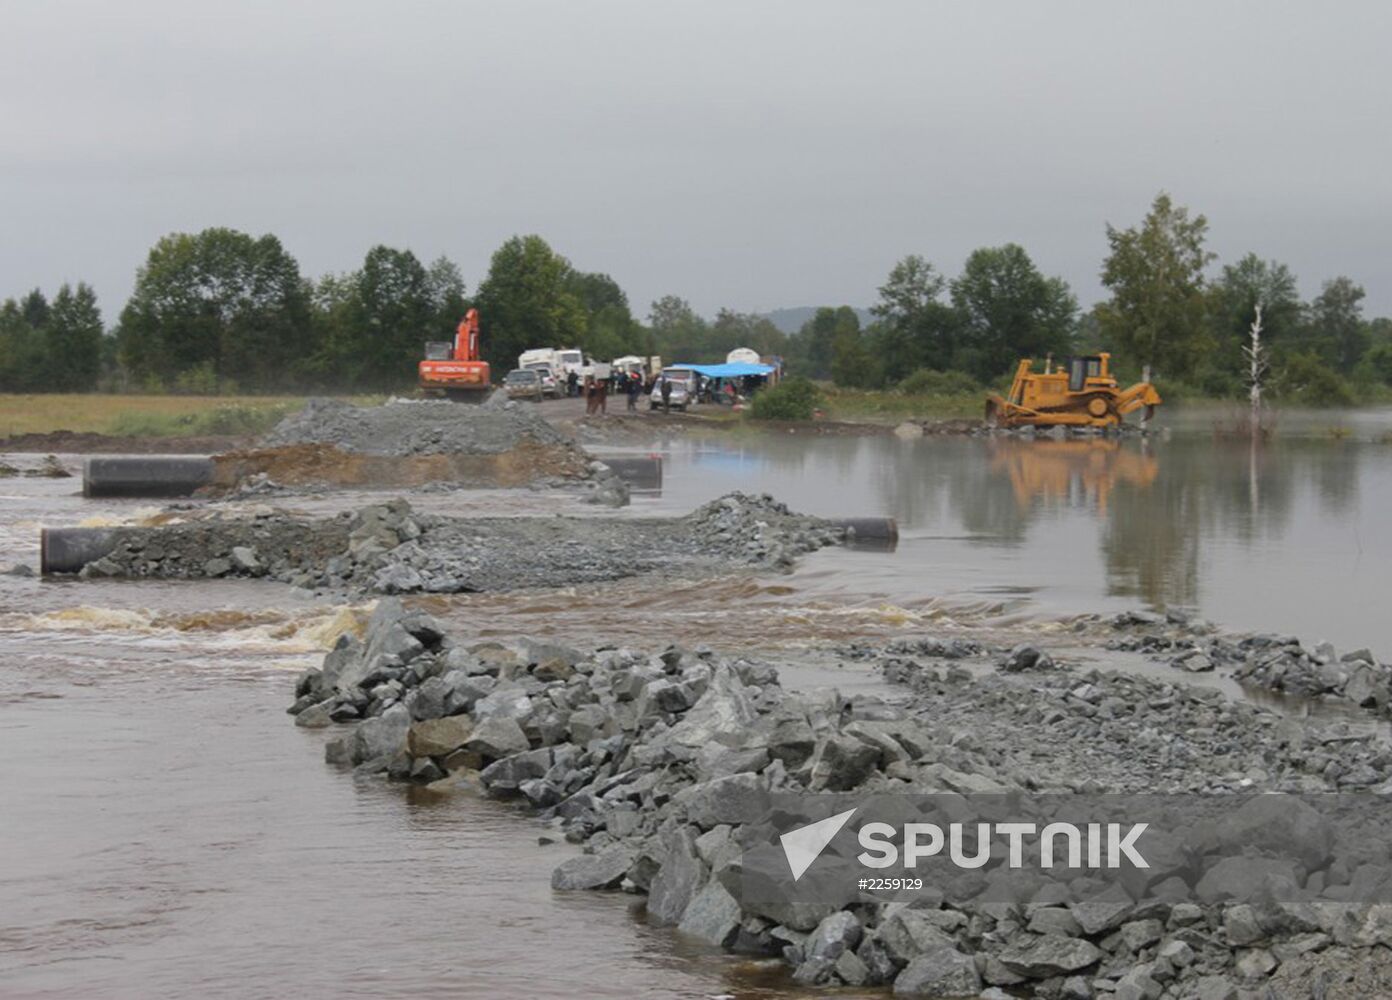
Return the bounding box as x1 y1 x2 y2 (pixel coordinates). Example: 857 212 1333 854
3 0 1390 322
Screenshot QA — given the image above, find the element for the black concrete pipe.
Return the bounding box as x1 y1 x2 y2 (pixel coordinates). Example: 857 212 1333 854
831 517 899 548
83 456 215 498
40 527 120 575
593 455 663 490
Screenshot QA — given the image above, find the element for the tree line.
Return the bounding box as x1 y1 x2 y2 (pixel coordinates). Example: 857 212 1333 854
2 197 1389 403
809 193 1391 405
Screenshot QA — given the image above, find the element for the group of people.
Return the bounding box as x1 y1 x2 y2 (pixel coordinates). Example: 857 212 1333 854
580 368 651 415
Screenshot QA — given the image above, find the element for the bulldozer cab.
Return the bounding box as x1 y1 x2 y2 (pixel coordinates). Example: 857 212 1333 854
1068 355 1107 392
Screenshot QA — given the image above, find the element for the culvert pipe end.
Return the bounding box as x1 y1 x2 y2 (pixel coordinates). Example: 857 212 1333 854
41 527 119 575
591 455 663 490
831 517 899 549
83 456 215 499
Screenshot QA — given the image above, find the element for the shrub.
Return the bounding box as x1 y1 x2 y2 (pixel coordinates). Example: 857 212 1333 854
897 368 980 396
750 377 821 421
1273 353 1355 407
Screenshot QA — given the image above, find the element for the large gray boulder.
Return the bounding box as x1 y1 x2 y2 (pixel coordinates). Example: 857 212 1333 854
805 910 862 961
1195 856 1301 904
473 687 534 722
407 716 474 757
351 703 411 763
679 772 769 828
892 947 982 997
806 733 881 791
652 665 758 752
675 878 743 947
551 848 633 890
1213 795 1334 871
480 747 554 791
878 909 959 964
647 828 708 926
464 717 530 760
998 935 1103 978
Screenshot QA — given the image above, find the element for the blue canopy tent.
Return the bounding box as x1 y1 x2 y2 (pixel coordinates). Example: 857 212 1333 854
667 362 777 378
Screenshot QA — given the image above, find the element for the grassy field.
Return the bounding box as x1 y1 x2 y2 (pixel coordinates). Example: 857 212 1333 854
816 385 985 422
0 394 336 438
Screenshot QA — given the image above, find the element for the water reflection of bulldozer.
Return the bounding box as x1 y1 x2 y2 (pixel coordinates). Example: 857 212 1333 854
985 353 1162 429
993 438 1158 513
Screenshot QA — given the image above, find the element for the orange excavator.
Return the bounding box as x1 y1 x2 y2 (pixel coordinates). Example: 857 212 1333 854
419 308 491 401
985 353 1161 429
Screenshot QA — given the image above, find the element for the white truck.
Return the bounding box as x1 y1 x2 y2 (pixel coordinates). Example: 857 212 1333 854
519 348 585 377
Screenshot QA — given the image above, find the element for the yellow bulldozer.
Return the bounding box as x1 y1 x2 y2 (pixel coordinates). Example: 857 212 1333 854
985 353 1161 429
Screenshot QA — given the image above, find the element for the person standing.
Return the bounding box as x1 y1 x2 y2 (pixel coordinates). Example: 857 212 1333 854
660 375 672 414
567 370 578 398
627 372 641 411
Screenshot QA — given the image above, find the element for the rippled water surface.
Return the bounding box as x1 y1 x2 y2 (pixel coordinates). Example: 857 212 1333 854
3 409 1391 997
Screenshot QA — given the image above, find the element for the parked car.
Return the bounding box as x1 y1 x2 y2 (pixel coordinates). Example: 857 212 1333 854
522 362 562 398
503 368 544 401
648 370 695 411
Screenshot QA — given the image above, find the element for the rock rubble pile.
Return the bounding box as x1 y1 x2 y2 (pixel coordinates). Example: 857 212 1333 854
290 605 1392 999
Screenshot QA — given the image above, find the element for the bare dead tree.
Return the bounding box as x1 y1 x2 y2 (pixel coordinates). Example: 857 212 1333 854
1242 303 1267 435
1243 303 1266 512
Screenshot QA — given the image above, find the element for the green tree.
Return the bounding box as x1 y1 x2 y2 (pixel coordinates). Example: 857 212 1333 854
1275 352 1354 406
1095 193 1214 379
309 251 464 389
648 295 710 363
425 256 468 334
1360 342 1392 385
871 255 957 382
830 326 883 388
710 309 787 359
796 306 860 378
474 235 586 373
568 271 644 361
350 246 435 388
0 294 48 391
116 228 311 390
949 243 1076 381
45 283 104 391
1301 277 1367 373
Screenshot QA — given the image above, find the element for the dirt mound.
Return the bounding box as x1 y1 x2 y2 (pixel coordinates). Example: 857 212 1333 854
259 397 570 457
210 441 589 491
217 397 600 493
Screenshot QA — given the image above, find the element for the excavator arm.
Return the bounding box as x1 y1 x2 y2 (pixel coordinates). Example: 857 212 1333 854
454 308 481 363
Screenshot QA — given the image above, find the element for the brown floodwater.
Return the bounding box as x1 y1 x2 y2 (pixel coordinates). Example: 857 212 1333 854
3 410 1391 997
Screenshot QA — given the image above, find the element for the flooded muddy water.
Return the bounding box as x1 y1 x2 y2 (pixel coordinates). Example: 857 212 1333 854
629 407 1392 656
3 409 1391 997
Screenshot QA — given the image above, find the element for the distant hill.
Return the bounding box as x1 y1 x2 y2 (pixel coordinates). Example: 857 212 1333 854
759 306 874 335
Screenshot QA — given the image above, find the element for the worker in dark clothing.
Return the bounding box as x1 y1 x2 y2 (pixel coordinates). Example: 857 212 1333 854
566 370 579 397
626 372 641 411
659 376 672 414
